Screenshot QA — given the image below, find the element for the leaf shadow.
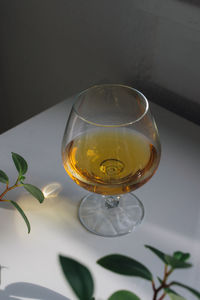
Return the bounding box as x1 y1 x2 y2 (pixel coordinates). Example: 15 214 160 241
0 282 70 300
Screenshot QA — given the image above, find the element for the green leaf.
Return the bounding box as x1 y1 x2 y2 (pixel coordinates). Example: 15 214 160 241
164 287 180 296
10 200 31 233
59 255 94 300
173 251 190 262
23 184 44 203
165 255 192 269
12 152 28 176
19 175 26 182
165 289 179 295
172 282 200 299
168 293 186 300
145 246 192 269
108 290 141 300
0 170 9 184
97 254 152 281
157 276 163 285
145 245 168 264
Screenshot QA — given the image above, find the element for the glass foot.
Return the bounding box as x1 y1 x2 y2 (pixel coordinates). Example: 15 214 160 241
78 193 144 237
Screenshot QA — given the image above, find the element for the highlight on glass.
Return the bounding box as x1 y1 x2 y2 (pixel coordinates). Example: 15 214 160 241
62 84 161 237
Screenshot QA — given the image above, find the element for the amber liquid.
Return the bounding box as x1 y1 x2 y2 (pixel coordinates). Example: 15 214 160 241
63 129 159 195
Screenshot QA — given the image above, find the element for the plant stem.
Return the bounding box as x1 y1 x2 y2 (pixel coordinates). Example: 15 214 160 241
152 265 173 300
152 280 156 292
153 285 164 300
158 293 167 300
0 182 22 201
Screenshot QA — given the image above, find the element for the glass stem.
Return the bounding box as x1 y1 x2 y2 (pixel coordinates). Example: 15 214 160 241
104 196 120 209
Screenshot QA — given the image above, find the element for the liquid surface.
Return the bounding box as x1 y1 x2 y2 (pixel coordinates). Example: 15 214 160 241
63 129 159 194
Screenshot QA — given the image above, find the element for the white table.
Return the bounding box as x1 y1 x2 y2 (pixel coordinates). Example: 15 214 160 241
0 97 200 300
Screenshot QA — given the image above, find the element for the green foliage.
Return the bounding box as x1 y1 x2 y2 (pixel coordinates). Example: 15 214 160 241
168 294 186 300
173 252 190 262
23 184 44 203
165 255 192 269
59 255 94 300
171 282 200 299
0 152 44 233
108 290 140 300
164 287 180 296
19 175 26 182
0 170 9 184
60 245 200 300
10 201 31 233
145 245 167 264
97 254 152 281
12 152 28 176
145 245 192 269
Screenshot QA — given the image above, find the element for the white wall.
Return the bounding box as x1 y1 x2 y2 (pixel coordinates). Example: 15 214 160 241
1 0 200 133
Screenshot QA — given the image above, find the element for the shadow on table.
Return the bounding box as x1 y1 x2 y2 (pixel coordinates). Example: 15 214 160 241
0 282 70 300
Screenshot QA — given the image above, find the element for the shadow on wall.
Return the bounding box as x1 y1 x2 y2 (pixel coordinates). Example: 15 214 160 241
0 282 69 300
177 0 200 5
1 0 200 134
130 80 200 126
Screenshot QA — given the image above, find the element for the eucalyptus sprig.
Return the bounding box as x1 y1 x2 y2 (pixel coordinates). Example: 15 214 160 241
59 245 200 300
0 152 44 233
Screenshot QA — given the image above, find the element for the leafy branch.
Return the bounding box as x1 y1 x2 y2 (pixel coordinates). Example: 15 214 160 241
59 245 200 300
0 152 44 233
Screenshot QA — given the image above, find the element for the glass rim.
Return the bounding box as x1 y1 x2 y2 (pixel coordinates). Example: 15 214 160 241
72 84 149 127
